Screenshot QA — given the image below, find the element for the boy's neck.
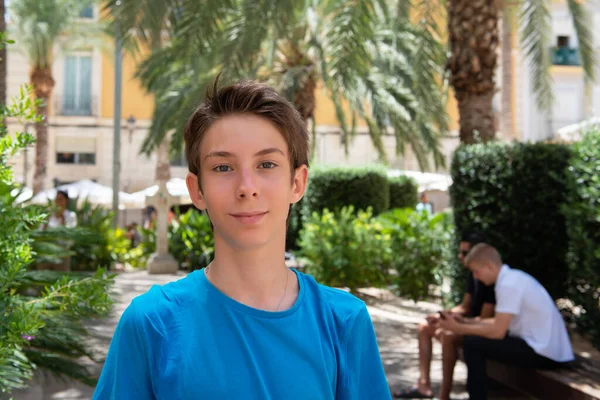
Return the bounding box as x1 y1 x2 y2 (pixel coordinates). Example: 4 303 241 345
205 238 298 312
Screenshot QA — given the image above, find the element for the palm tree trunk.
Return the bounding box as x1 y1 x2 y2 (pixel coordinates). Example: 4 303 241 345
31 67 55 194
0 0 6 106
293 74 317 124
447 0 500 144
501 12 514 140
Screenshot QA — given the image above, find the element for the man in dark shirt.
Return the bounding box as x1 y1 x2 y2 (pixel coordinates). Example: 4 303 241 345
394 232 495 400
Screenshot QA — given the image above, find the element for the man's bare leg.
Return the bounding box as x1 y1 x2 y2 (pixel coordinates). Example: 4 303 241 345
416 320 436 396
438 331 460 400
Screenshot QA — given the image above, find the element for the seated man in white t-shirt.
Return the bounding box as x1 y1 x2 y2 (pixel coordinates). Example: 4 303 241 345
439 243 574 400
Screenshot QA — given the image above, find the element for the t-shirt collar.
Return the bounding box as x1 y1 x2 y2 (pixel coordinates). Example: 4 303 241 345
497 264 510 285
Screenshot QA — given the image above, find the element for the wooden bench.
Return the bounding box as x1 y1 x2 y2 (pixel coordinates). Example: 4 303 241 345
458 336 600 400
486 355 600 400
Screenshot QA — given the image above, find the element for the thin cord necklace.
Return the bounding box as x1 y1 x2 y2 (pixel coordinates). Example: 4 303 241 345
204 264 290 311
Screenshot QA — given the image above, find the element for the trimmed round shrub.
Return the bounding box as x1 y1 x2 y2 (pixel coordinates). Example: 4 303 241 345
302 166 390 220
388 175 418 210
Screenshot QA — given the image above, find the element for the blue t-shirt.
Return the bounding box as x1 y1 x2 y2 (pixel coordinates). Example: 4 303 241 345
93 269 391 400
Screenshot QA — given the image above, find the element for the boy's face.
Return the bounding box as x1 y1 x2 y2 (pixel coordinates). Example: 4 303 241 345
186 114 308 250
469 261 495 285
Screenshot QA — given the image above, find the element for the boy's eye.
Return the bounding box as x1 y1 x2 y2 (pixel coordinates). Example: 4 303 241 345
213 165 232 172
259 162 277 169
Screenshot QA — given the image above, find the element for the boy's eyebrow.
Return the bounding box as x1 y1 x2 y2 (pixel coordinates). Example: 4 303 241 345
204 151 233 160
204 148 285 160
254 147 286 157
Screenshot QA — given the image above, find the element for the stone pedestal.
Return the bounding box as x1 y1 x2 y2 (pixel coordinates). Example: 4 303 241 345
147 252 178 274
146 177 178 275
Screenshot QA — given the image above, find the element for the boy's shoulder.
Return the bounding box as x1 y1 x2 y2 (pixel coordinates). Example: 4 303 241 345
127 271 201 323
300 271 368 328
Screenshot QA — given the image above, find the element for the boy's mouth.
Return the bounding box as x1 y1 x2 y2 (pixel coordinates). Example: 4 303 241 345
230 211 267 224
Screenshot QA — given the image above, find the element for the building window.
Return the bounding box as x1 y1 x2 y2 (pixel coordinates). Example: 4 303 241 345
55 137 96 165
56 152 96 165
557 36 570 48
62 55 92 116
551 36 580 66
79 5 94 18
170 151 188 167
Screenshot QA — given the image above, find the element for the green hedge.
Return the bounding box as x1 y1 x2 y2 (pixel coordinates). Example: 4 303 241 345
449 143 514 303
389 175 419 210
450 142 572 301
285 167 418 250
563 129 600 349
302 166 390 219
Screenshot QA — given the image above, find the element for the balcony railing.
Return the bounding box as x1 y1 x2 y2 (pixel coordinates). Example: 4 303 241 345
53 95 98 117
551 47 581 66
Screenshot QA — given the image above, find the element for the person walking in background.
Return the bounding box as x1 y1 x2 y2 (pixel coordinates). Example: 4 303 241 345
43 190 77 229
394 232 494 399
439 243 574 400
39 190 77 271
126 222 141 248
143 206 157 230
416 192 433 215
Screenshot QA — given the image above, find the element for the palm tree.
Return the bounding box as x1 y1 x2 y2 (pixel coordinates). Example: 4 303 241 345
9 0 97 193
447 0 595 143
106 0 449 170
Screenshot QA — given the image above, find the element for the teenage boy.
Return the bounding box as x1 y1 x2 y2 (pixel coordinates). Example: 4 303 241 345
93 80 391 400
439 243 574 400
394 232 495 399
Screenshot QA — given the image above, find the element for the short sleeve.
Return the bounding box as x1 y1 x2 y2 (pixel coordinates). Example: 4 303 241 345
93 300 155 400
337 305 391 400
65 211 77 228
483 284 496 305
495 282 524 315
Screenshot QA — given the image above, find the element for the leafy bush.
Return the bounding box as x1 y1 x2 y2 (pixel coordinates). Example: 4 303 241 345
388 175 419 210
0 80 114 395
55 200 146 270
563 128 600 348
169 209 214 270
298 206 391 292
302 166 390 219
378 208 454 302
450 142 571 301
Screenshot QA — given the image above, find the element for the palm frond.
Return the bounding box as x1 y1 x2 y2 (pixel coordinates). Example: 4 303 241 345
23 312 100 386
0 347 34 393
519 0 553 110
102 0 177 51
9 0 94 67
566 0 596 83
321 0 377 92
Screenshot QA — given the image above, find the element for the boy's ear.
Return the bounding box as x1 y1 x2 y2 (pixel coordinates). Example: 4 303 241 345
186 172 206 210
290 165 309 204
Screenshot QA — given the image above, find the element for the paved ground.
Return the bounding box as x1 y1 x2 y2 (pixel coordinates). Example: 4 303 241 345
11 271 528 400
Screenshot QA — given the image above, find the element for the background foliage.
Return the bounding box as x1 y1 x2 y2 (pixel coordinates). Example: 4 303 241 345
299 206 392 292
562 128 600 349
450 136 600 349
0 82 114 395
286 166 418 250
450 142 571 300
378 208 454 302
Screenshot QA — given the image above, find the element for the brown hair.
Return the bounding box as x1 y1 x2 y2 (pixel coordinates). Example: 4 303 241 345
464 243 503 268
183 78 310 178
